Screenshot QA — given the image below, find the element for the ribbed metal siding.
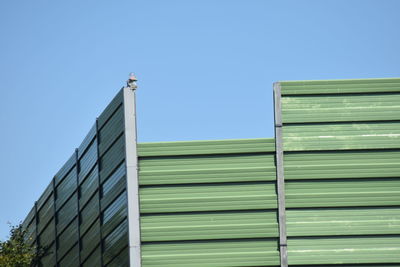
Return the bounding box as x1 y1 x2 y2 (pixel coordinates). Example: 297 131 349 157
278 78 400 266
137 138 280 267
22 89 131 267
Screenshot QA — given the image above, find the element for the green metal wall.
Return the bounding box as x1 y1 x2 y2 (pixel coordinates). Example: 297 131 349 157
22 89 130 267
137 138 280 267
277 78 400 266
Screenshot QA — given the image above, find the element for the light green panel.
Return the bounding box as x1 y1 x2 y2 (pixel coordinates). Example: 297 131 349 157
138 138 279 267
141 210 278 241
282 93 400 123
141 240 280 267
283 121 400 151
280 78 400 95
138 138 275 157
285 179 400 208
139 154 276 185
287 207 400 236
288 237 400 265
140 182 277 213
285 150 400 180
280 77 400 266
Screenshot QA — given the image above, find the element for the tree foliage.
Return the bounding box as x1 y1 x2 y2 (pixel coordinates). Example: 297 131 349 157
0 224 41 267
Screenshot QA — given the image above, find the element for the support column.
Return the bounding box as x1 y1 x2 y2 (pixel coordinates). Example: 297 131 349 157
123 85 142 267
274 82 288 267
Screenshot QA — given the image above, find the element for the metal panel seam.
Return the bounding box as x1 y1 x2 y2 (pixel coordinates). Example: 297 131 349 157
123 86 142 267
95 118 105 267
274 82 288 267
52 177 59 267
74 149 82 266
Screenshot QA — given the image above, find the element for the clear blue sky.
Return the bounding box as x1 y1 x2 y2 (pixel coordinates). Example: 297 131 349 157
0 0 399 239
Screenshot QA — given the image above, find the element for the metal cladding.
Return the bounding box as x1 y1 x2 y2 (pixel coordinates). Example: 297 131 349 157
137 139 280 267
21 77 400 267
22 89 131 266
276 78 400 266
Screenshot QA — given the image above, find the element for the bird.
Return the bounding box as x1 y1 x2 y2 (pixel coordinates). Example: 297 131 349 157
127 72 138 90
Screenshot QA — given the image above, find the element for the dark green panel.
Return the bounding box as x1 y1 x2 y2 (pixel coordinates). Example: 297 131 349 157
36 183 53 211
82 245 101 267
56 192 77 234
57 218 78 260
79 140 98 182
37 194 54 233
103 219 129 265
97 89 123 129
40 242 56 267
102 192 127 237
78 124 96 157
23 88 129 267
81 219 101 261
99 104 124 156
59 244 79 267
38 219 54 248
79 166 99 208
80 193 99 235
100 134 125 183
54 153 76 186
101 164 126 210
55 168 77 209
105 247 129 267
25 221 36 246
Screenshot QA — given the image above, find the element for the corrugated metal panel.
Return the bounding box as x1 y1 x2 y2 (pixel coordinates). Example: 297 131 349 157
59 244 79 267
103 219 129 265
81 219 101 261
288 237 400 265
140 182 277 213
56 192 77 233
287 207 400 237
141 240 279 267
138 138 279 267
106 247 129 267
141 211 278 242
138 138 275 157
139 153 276 185
82 246 101 267
280 78 400 95
283 122 400 151
285 150 400 180
278 77 400 266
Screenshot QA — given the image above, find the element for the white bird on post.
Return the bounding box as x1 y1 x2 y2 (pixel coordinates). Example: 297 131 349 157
127 72 138 90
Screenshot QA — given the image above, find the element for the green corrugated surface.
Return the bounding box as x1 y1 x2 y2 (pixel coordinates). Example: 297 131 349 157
141 240 279 267
138 138 275 157
22 88 130 266
283 122 400 151
138 138 279 267
288 237 400 265
279 77 400 266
